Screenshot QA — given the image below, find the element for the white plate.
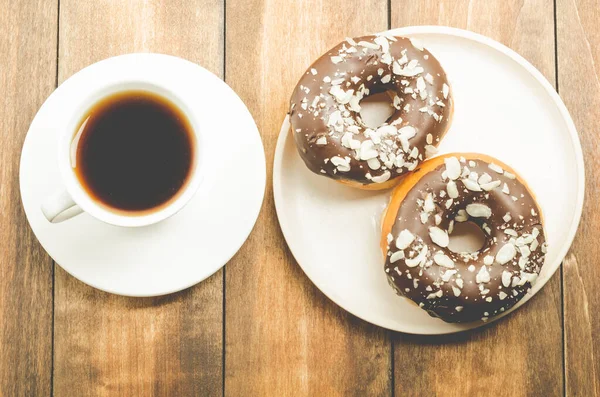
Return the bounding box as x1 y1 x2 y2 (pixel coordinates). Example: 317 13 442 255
20 53 266 296
273 26 584 334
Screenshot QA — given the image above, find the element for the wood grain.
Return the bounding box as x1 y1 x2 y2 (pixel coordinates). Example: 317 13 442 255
224 1 391 395
556 0 600 395
53 1 224 395
0 0 57 395
5 1 593 394
391 1 564 396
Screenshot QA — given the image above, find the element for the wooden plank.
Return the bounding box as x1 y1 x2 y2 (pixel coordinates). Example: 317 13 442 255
53 1 224 395
556 0 600 395
391 1 564 396
224 1 391 395
0 0 57 395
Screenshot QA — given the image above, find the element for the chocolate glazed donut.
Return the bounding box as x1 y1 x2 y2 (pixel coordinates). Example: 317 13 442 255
289 35 453 190
381 154 547 323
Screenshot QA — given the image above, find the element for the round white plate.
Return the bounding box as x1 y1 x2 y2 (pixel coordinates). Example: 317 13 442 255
20 53 266 297
273 26 584 334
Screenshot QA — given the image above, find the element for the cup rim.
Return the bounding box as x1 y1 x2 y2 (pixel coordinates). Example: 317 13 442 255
58 80 204 227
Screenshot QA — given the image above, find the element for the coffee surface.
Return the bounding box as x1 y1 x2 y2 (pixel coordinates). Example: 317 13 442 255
73 91 194 213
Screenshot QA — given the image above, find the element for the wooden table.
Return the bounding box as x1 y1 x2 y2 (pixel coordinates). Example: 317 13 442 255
1 0 598 395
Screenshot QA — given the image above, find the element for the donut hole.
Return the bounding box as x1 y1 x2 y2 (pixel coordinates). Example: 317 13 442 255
448 221 486 254
359 90 395 129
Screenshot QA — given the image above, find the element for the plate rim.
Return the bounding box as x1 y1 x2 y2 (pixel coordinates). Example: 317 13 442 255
20 52 267 297
273 26 585 334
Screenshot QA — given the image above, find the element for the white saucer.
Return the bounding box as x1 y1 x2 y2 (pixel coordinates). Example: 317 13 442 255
20 53 266 296
273 26 584 334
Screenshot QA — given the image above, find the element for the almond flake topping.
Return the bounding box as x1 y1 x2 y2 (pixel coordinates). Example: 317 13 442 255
359 140 378 160
396 229 415 249
405 245 428 267
369 171 391 184
429 227 449 247
434 253 455 268
466 203 492 218
330 156 351 172
427 290 443 299
447 181 459 198
423 193 435 213
316 137 327 146
481 180 501 191
367 158 381 170
502 271 512 287
462 178 482 192
398 125 416 140
393 59 424 77
373 35 390 52
390 250 405 263
488 163 504 174
496 243 517 265
444 157 461 180
476 266 491 283
478 173 492 184
441 269 457 281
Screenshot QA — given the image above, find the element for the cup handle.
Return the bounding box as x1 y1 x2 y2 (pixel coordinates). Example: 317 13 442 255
41 189 83 223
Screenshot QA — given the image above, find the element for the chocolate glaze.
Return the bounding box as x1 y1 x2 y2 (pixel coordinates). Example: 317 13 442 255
383 155 546 323
289 35 453 186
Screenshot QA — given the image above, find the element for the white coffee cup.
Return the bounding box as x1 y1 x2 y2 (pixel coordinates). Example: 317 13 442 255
41 81 204 227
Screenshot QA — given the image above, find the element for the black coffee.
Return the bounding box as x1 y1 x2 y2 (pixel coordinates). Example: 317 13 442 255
73 91 194 213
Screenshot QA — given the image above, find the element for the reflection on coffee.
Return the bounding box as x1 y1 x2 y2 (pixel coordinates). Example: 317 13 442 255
72 91 194 213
